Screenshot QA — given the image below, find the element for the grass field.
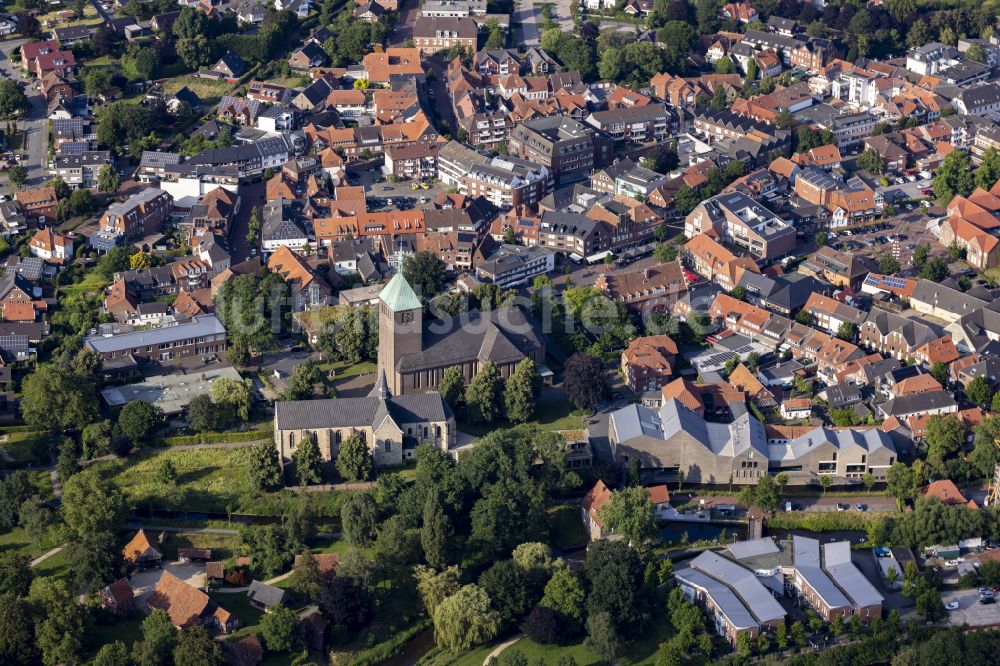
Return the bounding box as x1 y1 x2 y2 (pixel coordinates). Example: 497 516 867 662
0 526 62 559
459 400 585 436
435 616 673 666
88 615 144 654
77 447 348 518
0 429 48 465
158 532 238 561
161 77 234 109
58 267 112 298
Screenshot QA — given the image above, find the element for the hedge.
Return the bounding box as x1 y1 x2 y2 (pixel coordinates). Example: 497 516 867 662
155 428 272 447
347 620 432 666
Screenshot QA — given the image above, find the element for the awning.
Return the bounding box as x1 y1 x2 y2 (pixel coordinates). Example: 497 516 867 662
568 253 583 262
586 250 611 262
538 364 554 378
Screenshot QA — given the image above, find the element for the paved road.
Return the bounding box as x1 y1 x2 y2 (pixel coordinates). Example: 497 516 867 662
228 179 265 263
0 38 49 190
514 0 540 47
390 0 419 47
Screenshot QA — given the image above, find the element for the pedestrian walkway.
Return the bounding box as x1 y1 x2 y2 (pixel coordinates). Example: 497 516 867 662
484 634 524 665
31 545 64 567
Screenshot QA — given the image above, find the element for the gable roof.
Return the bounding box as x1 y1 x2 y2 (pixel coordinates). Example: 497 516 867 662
122 529 162 563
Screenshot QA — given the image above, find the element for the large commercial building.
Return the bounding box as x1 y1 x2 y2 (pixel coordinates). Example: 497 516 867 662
609 398 898 484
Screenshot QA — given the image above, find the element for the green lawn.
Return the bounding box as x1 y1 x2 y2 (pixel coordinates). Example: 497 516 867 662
0 526 62 559
58 267 111 298
162 77 234 108
76 448 348 518
529 401 586 431
317 359 378 382
0 430 48 465
508 637 603 666
32 547 70 580
459 400 585 436
548 504 587 551
157 532 238 561
87 615 144 655
329 583 427 666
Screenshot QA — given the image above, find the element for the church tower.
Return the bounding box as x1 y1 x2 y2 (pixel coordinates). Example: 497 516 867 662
377 273 423 395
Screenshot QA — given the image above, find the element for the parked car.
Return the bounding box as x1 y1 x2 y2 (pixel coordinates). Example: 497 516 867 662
837 503 848 511
855 504 866 511
946 601 960 611
981 596 995 605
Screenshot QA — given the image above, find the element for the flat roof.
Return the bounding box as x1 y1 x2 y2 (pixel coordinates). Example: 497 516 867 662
85 315 225 353
100 366 242 415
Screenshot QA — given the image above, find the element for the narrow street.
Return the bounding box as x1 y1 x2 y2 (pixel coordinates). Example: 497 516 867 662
228 179 265 263
514 0 540 47
0 38 49 190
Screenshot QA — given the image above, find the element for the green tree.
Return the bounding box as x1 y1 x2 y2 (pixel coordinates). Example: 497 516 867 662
479 559 534 628
585 540 651 632
31 578 86 666
857 148 885 175
819 475 832 494
18 497 52 548
402 251 447 298
260 604 299 652
0 552 31 598
934 150 975 204
283 362 324 400
977 147 1000 190
336 432 373 482
117 400 163 444
97 163 120 194
292 433 323 485
0 79 28 118
433 584 502 651
20 364 99 430
421 491 453 569
930 361 949 386
248 440 283 491
438 366 465 411
465 360 504 424
926 414 966 461
967 376 994 406
919 256 950 282
414 564 461 616
879 253 901 274
862 471 876 492
172 626 225 666
341 491 379 547
156 459 178 485
94 642 130 666
598 486 656 548
564 352 604 411
176 34 211 70
585 612 619 662
0 593 36 664
836 321 856 342
7 164 25 190
61 474 125 538
504 358 541 424
540 565 586 628
886 461 921 505
211 376 252 422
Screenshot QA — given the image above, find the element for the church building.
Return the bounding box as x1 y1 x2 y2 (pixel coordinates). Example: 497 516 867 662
377 273 546 396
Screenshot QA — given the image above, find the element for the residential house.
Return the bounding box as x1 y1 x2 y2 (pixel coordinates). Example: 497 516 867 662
621 335 679 393
148 571 239 632
28 227 73 263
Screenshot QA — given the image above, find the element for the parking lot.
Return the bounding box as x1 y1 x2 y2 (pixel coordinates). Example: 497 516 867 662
827 211 941 270
345 165 451 211
942 588 1000 627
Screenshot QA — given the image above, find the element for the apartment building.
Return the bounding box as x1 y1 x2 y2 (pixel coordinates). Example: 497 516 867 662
84 314 227 367
584 104 672 145
412 16 477 54
596 261 688 314
99 188 174 240
475 243 555 288
685 192 797 263
51 150 111 187
620 334 679 393
509 117 612 185
683 233 761 291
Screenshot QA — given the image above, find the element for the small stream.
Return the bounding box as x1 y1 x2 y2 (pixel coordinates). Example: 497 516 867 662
382 628 436 666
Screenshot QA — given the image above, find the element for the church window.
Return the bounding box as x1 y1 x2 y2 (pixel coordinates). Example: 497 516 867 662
385 441 392 453
289 433 296 449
